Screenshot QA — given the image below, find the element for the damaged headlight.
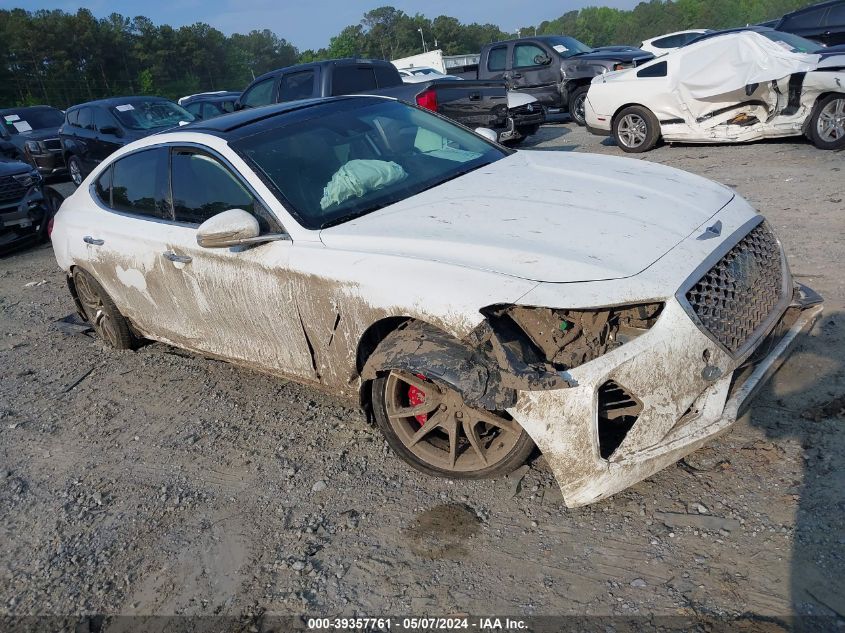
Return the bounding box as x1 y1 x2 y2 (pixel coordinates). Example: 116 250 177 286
481 302 664 371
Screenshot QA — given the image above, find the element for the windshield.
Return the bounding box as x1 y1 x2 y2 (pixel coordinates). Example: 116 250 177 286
234 98 507 230
543 36 593 58
109 100 194 130
762 30 822 53
2 108 64 135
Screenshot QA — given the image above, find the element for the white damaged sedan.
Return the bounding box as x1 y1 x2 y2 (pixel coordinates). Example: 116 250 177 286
51 95 822 506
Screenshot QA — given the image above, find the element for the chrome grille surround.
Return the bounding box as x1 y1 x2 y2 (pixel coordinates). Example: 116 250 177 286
679 218 790 358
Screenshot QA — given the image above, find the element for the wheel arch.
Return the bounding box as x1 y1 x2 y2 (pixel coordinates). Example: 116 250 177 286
803 91 845 135
611 102 653 127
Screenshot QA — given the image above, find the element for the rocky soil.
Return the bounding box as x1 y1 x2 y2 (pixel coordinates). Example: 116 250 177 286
1 124 843 628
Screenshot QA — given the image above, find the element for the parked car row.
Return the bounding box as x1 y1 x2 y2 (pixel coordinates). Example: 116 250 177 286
585 29 845 152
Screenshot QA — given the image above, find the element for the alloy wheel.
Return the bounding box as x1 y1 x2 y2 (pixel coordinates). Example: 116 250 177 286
69 159 82 186
617 113 648 148
74 272 121 347
383 371 524 473
817 97 845 143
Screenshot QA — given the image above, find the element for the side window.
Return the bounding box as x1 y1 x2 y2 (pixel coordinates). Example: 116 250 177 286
652 34 683 49
374 64 400 87
77 107 94 131
66 109 80 127
94 166 111 206
110 148 170 218
827 4 845 24
487 46 507 71
171 150 265 227
241 77 276 108
184 102 203 118
201 103 220 119
637 61 668 78
513 43 547 68
279 70 316 102
331 66 377 95
94 108 116 132
783 7 826 29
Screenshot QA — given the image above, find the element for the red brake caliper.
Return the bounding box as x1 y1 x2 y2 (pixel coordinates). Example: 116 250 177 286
407 374 428 425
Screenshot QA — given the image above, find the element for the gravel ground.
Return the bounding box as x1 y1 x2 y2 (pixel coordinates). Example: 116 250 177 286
1 124 843 626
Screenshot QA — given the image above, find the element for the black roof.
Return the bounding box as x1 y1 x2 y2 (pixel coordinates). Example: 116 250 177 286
0 104 62 115
182 95 382 138
683 25 824 48
180 91 242 106
66 95 175 111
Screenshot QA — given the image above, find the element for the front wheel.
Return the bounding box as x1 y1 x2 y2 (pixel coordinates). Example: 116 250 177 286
568 86 590 127
372 371 535 479
808 94 845 150
613 105 661 153
67 155 84 187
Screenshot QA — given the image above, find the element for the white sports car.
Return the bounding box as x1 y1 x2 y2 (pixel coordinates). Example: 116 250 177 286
51 95 822 506
586 31 845 153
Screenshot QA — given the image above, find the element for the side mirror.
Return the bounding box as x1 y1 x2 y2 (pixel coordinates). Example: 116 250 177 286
474 127 499 143
196 209 289 248
100 125 122 137
533 54 552 66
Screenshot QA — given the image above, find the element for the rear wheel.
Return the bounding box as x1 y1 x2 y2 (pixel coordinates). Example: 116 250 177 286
568 86 590 126
72 268 135 350
67 155 83 187
613 105 660 153
808 94 845 150
372 370 535 479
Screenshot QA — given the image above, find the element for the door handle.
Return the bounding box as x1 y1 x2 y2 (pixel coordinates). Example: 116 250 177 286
83 236 104 246
163 251 192 264
469 92 481 101
512 73 523 79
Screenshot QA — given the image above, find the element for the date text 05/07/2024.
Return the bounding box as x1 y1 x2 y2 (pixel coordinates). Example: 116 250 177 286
306 617 528 631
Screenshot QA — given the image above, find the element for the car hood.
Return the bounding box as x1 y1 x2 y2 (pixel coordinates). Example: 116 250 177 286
0 158 33 177
319 150 735 283
11 127 61 144
568 49 653 63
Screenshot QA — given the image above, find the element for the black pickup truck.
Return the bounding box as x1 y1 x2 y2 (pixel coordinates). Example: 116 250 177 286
476 36 653 125
237 58 539 143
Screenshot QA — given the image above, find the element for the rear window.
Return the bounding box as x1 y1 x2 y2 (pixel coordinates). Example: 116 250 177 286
487 46 507 72
331 66 378 95
279 70 316 102
652 34 686 49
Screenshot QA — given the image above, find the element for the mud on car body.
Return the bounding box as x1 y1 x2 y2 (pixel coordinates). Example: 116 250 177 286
50 95 822 506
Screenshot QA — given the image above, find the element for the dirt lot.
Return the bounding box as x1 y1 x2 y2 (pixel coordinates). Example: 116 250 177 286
1 124 844 628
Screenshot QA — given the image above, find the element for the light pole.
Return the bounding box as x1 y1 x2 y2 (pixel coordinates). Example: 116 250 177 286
418 27 427 52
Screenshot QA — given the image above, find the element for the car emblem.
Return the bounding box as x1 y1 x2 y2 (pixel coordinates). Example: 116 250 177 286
697 220 722 240
527 104 534 112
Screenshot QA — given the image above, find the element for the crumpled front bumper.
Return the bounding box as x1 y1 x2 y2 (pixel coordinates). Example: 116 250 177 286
508 285 822 507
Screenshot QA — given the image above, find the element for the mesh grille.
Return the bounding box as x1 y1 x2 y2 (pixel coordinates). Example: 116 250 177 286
685 222 783 353
0 175 27 205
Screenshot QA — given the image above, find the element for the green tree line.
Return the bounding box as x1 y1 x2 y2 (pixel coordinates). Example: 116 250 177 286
0 0 817 109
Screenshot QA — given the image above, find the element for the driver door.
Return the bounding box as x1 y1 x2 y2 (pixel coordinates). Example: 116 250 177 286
154 147 318 381
508 42 560 105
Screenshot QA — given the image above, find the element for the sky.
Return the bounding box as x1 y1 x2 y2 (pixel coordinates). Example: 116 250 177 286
8 0 643 50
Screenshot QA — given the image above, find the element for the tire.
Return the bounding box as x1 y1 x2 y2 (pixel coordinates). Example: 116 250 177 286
568 86 590 127
72 268 136 350
808 93 845 150
612 105 661 153
39 187 64 242
372 371 535 480
67 155 84 187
